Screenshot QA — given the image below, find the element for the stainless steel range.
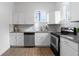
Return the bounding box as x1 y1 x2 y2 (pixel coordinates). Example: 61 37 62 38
50 33 60 56
50 27 77 56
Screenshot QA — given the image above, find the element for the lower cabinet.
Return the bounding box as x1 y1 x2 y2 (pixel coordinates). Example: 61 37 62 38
60 37 78 56
10 33 24 46
10 33 17 46
10 32 50 47
17 33 24 46
35 33 50 46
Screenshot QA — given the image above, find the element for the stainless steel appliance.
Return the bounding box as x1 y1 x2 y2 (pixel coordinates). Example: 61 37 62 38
50 33 60 56
61 27 77 35
24 33 35 47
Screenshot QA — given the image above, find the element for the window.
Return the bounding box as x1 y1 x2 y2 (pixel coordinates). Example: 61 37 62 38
34 10 49 23
34 10 49 31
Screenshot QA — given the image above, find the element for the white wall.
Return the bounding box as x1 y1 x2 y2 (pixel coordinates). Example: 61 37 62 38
14 2 56 24
0 2 14 55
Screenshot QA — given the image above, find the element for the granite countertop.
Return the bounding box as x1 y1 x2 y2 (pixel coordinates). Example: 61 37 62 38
60 35 79 43
10 31 35 33
10 31 55 33
51 32 79 43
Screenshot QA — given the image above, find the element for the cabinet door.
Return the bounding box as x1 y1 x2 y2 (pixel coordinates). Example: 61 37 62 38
60 37 78 56
17 33 24 46
61 43 78 56
10 33 17 46
13 13 25 24
35 33 41 46
13 13 18 24
41 33 50 46
17 13 25 24
70 2 79 21
35 33 50 46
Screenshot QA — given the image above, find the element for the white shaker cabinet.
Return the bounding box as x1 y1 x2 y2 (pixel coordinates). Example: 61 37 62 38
70 2 79 21
9 33 17 46
13 13 25 24
35 33 50 46
13 2 58 24
17 33 24 46
10 33 24 46
54 2 62 24
13 13 34 24
60 37 78 56
13 13 18 24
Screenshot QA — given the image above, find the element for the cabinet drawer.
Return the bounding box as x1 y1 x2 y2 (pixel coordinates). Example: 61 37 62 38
61 37 78 51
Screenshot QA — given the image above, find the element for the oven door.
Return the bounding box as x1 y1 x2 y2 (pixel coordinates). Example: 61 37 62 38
51 35 58 51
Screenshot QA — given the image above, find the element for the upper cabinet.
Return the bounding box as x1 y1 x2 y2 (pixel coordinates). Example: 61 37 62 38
54 2 62 24
61 3 70 21
11 2 62 24
11 2 79 24
62 2 79 22
70 2 79 21
13 3 35 24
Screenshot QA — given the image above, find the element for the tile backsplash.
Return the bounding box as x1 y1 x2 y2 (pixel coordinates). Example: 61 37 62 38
61 20 79 28
9 24 61 32
48 24 61 32
17 24 35 32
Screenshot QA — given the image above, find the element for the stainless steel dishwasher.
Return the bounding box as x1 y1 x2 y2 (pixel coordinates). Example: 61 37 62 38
24 33 35 47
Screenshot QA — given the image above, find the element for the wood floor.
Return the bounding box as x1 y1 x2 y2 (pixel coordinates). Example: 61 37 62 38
2 48 54 56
